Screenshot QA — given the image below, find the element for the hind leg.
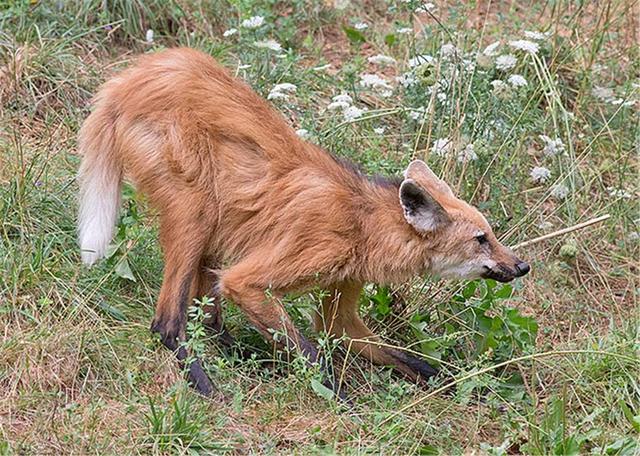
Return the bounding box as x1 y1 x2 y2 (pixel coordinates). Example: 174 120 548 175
151 215 215 396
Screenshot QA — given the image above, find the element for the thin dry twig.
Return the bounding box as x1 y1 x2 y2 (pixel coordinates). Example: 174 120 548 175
511 214 611 250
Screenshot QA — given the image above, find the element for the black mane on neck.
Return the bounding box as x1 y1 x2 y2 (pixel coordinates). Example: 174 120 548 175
331 153 402 189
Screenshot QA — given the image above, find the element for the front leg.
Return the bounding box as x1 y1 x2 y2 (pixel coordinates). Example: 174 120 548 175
316 281 437 382
218 261 345 399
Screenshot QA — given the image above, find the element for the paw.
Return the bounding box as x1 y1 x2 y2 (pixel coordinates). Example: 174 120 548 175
188 359 216 397
388 349 438 381
150 318 180 351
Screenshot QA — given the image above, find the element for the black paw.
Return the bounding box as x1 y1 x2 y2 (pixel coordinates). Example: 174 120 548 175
187 358 216 397
389 349 439 381
151 318 180 351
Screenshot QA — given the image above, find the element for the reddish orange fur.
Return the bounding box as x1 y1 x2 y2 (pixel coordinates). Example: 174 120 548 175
77 48 527 393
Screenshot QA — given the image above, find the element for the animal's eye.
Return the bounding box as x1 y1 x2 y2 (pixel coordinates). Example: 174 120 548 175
475 234 488 245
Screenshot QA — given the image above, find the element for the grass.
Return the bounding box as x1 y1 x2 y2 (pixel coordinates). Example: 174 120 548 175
1 0 638 454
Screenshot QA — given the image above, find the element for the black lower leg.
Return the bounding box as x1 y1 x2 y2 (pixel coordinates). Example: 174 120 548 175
151 274 216 397
197 269 240 350
286 331 348 402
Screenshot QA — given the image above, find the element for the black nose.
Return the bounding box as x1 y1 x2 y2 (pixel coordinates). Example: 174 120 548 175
515 261 530 276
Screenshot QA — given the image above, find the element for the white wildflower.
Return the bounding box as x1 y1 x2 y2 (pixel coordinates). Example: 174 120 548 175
607 187 632 199
436 91 447 102
592 86 614 102
237 64 251 70
223 28 237 37
334 0 350 9
332 93 353 105
254 39 282 52
491 80 508 90
374 127 385 135
482 41 501 56
327 101 350 111
145 29 154 43
267 82 296 101
327 93 356 110
397 27 413 35
359 73 393 96
495 54 517 71
509 39 540 55
539 135 565 157
242 16 264 29
530 166 551 183
462 58 476 73
343 105 366 122
457 143 478 163
409 107 426 121
440 43 458 58
396 72 417 87
267 91 288 101
368 54 396 66
551 184 569 200
431 137 452 157
360 73 391 89
415 2 436 13
609 98 624 105
354 22 368 30
295 129 310 139
508 74 528 87
628 232 640 242
524 30 548 41
312 63 332 72
272 83 297 93
408 54 434 68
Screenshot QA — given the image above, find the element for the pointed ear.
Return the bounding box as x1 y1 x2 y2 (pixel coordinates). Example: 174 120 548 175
404 160 454 197
399 179 451 232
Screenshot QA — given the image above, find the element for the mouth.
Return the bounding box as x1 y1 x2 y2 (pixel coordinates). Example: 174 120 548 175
482 265 515 283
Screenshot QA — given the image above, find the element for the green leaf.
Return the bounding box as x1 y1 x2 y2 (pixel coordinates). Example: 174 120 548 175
384 33 396 46
419 445 439 455
461 280 478 299
554 436 581 455
104 240 124 259
343 26 366 44
115 257 136 282
370 285 393 318
310 378 335 401
604 437 638 455
97 301 127 321
494 283 513 299
618 400 640 432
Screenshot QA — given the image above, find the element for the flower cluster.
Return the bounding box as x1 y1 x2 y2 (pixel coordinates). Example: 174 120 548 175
529 135 566 193
430 138 478 163
539 135 565 157
592 86 636 107
368 54 396 66
530 166 551 183
267 83 297 101
508 39 540 55
359 73 393 97
242 16 264 29
326 94 366 122
254 39 283 52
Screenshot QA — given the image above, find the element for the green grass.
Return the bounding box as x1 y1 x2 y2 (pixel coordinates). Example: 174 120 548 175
1 0 638 454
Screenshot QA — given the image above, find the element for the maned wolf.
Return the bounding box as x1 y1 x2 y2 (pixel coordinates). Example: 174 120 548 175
77 48 529 397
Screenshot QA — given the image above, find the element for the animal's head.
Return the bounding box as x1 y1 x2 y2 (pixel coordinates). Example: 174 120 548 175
399 160 529 282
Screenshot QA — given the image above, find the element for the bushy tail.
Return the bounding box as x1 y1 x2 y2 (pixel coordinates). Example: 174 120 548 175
77 116 122 265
